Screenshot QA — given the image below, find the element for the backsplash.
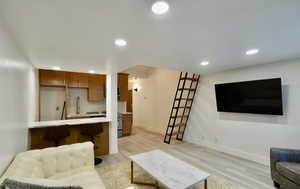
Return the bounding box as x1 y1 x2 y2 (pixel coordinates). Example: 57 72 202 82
118 101 127 113
40 87 65 121
67 88 106 115
40 87 126 121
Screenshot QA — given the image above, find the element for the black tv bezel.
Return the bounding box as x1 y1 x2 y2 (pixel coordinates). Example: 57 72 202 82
214 78 283 115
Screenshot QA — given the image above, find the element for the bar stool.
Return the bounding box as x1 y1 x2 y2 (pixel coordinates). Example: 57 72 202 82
80 124 103 165
43 126 70 147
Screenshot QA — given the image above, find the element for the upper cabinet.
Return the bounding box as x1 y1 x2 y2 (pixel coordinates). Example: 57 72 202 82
118 73 129 101
39 70 129 102
88 74 106 102
39 69 66 87
67 72 89 88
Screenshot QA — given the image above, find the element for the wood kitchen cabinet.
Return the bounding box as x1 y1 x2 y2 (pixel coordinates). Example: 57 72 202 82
127 90 133 112
88 74 106 101
39 69 66 87
118 73 129 101
122 113 132 136
39 69 106 101
30 123 109 156
67 72 89 88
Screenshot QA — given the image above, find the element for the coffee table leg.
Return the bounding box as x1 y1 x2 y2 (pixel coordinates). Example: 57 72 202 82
130 160 160 188
204 179 207 189
155 180 159 189
131 161 134 184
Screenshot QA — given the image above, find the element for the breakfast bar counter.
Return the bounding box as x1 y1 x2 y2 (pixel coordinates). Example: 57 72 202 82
29 117 111 128
29 118 110 156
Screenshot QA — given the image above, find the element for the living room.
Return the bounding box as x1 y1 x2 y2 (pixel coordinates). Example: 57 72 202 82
0 1 300 189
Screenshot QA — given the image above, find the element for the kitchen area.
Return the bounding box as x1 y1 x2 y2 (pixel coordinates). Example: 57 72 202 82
29 69 132 156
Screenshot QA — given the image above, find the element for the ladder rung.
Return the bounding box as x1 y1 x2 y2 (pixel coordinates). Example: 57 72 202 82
174 123 185 127
167 131 183 136
180 77 198 81
173 106 191 109
168 123 185 128
178 88 196 91
171 115 188 119
175 98 193 101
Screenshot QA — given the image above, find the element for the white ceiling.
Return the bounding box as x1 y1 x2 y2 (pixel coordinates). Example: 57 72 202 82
124 65 157 79
0 0 300 74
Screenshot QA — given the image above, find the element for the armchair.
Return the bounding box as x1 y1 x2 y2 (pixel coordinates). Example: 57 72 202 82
270 148 300 189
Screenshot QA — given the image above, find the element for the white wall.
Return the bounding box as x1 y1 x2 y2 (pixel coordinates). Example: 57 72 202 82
185 60 300 165
0 22 36 174
132 68 180 134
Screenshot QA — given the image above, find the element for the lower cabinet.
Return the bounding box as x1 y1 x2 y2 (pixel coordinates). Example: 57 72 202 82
122 113 132 136
30 123 109 156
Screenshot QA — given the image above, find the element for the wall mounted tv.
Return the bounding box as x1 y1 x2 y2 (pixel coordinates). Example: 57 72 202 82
215 78 283 115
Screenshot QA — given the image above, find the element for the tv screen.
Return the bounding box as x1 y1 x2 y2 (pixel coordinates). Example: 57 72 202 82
215 78 283 115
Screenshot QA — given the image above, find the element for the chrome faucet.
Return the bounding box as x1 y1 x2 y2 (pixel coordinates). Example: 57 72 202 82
76 96 80 114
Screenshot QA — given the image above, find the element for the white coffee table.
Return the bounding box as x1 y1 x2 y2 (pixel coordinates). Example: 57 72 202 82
129 150 210 189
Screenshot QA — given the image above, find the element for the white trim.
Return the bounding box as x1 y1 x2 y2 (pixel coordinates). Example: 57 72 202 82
106 73 118 154
184 136 269 166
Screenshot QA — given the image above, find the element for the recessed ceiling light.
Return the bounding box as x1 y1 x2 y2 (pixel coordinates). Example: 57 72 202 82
152 1 169 15
52 66 61 70
246 49 259 55
88 70 95 74
200 61 209 66
114 39 127 47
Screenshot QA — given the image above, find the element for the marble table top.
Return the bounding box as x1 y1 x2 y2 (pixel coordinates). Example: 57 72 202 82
129 149 210 189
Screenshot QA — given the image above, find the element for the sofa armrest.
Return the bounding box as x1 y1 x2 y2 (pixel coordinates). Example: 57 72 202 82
73 142 95 168
271 148 300 163
270 148 300 174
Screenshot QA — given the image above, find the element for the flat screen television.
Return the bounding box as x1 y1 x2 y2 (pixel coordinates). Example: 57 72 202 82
215 78 283 115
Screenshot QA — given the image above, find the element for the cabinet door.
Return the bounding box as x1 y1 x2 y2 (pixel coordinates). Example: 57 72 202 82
77 73 89 88
88 74 105 101
126 90 133 112
122 114 132 136
67 72 88 88
118 73 129 101
39 69 66 87
66 72 78 88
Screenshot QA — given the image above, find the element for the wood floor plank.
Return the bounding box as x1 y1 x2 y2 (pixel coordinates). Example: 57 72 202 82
98 128 275 189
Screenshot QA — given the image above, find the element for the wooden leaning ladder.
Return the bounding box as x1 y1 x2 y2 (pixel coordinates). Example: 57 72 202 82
164 72 200 144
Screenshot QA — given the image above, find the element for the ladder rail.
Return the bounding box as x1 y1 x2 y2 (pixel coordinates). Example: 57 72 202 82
176 73 196 140
168 72 188 142
164 72 187 143
177 74 200 140
164 72 182 143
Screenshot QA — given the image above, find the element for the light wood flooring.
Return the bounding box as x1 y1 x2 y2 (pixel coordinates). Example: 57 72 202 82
99 128 275 189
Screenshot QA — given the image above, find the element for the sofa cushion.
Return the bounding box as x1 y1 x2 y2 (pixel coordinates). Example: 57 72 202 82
1 142 94 180
276 162 300 185
0 142 105 189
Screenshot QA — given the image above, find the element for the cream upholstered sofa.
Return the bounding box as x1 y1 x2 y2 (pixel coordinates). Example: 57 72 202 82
0 142 106 189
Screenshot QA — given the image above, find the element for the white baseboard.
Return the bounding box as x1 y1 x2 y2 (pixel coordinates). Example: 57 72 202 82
184 136 269 166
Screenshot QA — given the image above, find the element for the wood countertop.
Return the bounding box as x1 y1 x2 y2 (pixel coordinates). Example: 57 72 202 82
29 117 111 129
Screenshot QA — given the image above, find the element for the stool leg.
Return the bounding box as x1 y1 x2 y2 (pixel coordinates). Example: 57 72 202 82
55 140 59 147
91 136 102 165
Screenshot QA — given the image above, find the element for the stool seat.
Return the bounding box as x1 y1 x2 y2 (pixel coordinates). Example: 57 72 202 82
44 126 70 147
81 124 103 138
80 124 103 165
